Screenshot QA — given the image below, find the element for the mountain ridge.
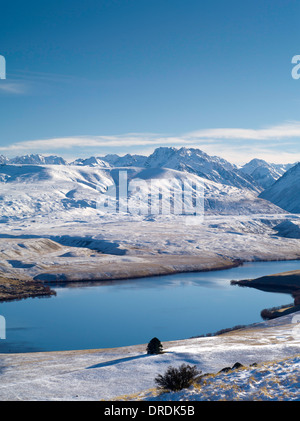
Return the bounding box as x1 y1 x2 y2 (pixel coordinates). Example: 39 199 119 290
259 162 300 212
0 148 296 193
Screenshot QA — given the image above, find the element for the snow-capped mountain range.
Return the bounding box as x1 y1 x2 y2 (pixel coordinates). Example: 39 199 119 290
1 147 296 191
0 146 297 226
0 147 298 221
1 154 67 166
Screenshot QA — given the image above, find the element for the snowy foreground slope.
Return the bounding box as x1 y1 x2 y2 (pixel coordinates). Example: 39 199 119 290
138 355 300 401
0 312 299 401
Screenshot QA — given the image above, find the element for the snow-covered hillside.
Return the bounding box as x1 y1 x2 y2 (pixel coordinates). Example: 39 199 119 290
138 355 300 401
0 164 284 225
0 164 112 221
260 162 300 213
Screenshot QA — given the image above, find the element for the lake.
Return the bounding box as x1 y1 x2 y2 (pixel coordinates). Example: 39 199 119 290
0 260 299 353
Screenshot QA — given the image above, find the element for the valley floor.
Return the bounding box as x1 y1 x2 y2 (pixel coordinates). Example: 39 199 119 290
1 213 300 301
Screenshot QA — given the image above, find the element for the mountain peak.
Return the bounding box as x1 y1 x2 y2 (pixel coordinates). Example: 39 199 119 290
142 146 260 191
240 158 296 189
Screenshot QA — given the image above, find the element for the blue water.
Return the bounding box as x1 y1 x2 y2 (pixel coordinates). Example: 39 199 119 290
0 260 299 353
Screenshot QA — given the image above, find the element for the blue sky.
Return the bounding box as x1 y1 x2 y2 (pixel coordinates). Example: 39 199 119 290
0 0 300 163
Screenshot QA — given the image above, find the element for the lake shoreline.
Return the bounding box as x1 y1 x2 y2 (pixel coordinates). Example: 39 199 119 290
0 277 56 302
0 255 242 302
2 256 300 303
231 269 300 319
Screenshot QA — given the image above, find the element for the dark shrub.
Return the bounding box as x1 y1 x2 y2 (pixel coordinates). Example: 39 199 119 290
155 364 201 392
260 309 274 320
218 366 232 373
292 291 300 306
232 362 244 370
147 337 163 355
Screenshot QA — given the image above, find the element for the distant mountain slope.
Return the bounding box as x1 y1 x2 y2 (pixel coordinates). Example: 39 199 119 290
240 158 295 189
70 156 111 168
0 155 10 164
259 162 300 212
71 154 147 168
101 153 147 167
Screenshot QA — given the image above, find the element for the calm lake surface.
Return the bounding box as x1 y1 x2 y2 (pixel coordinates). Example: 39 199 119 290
1 260 300 353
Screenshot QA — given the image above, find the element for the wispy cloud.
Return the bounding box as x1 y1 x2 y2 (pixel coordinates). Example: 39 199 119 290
0 134 185 151
0 81 28 95
0 69 97 96
185 121 300 141
1 121 300 164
